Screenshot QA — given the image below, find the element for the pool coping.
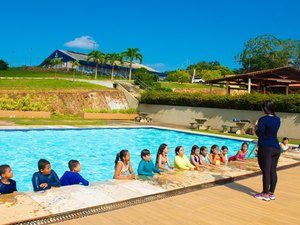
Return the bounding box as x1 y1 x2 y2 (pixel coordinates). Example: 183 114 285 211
12 161 300 225
0 124 256 142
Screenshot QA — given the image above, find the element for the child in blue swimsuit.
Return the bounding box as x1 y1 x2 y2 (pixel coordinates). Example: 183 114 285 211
190 145 201 169
0 164 17 195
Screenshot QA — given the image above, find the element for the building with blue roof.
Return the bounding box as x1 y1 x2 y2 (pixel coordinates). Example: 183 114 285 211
41 50 167 78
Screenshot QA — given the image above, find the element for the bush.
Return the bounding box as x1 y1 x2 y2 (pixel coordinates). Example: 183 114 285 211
84 108 137 114
0 59 9 70
0 94 54 111
166 70 191 83
140 92 300 113
133 68 171 91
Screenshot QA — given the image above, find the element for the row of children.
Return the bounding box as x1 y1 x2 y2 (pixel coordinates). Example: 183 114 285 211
0 159 88 195
113 143 249 179
0 143 249 195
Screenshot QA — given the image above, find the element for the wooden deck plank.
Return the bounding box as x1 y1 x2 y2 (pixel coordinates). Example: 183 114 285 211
57 166 300 225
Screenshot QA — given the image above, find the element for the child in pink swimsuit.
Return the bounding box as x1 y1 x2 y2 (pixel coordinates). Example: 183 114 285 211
229 142 248 161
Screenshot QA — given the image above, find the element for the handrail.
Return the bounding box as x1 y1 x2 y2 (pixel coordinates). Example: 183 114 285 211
135 78 153 91
247 140 258 159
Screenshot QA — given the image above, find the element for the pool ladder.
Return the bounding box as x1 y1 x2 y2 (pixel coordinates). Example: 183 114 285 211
247 140 258 159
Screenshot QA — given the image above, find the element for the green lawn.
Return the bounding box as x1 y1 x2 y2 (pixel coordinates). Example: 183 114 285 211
0 79 107 90
160 81 222 89
0 67 127 80
14 121 106 126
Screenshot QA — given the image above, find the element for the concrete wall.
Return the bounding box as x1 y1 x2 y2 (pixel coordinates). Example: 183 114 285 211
139 104 300 139
115 83 139 108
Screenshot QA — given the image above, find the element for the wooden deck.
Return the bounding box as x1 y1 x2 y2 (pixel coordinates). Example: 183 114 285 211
57 166 300 225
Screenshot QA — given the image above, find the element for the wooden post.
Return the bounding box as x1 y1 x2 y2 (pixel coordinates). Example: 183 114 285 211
286 85 289 96
210 84 212 94
226 81 230 95
247 78 251 94
263 86 266 94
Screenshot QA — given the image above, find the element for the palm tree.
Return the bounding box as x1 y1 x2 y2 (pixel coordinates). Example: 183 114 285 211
69 60 81 81
87 50 103 79
122 48 143 80
99 53 109 76
51 58 64 78
107 53 123 80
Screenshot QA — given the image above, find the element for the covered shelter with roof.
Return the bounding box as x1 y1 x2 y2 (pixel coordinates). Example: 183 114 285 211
41 49 167 78
206 66 300 95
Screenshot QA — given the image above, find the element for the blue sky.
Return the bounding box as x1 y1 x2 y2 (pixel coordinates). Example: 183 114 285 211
0 0 299 71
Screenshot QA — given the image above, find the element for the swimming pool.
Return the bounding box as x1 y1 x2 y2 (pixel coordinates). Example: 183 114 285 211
0 127 256 192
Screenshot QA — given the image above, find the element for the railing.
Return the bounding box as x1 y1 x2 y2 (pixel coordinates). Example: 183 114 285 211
247 140 258 159
135 78 153 91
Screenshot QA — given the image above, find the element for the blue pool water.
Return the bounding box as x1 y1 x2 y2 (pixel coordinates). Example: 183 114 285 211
0 128 255 192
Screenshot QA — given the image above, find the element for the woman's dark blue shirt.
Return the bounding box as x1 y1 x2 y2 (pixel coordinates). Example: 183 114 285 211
255 115 281 149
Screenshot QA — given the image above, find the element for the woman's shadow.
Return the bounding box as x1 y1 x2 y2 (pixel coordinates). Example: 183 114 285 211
224 181 257 196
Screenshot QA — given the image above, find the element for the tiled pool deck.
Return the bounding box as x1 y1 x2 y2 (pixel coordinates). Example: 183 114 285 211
0 126 299 225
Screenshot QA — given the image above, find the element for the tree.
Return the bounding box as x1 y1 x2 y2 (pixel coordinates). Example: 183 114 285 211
199 69 222 80
41 58 52 68
99 53 109 76
134 68 161 90
0 59 9 70
187 61 233 78
166 70 191 83
106 53 123 80
122 48 143 80
87 50 103 79
235 34 300 72
51 58 64 78
69 60 81 81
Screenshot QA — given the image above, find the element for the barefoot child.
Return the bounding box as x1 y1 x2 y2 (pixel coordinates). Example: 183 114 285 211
174 146 195 170
156 144 174 171
208 145 221 166
0 164 17 195
114 150 135 179
138 149 164 176
229 143 248 161
32 159 60 192
60 160 89 186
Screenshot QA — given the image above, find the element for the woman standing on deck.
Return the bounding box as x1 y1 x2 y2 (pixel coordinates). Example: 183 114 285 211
254 100 281 201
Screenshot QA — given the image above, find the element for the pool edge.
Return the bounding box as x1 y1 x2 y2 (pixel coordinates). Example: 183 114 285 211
12 161 300 225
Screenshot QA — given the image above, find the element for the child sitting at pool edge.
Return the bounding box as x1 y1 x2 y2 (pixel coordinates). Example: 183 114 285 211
174 146 195 170
229 142 248 161
190 145 202 169
114 150 135 179
208 145 221 166
156 144 174 172
220 146 228 164
138 149 165 176
0 164 17 195
32 159 61 192
60 160 89 186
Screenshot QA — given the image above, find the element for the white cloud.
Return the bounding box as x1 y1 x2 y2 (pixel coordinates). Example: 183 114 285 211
64 36 99 50
146 63 165 69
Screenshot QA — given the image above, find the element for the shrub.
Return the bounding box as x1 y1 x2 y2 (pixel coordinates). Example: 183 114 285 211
0 94 54 111
133 68 170 91
0 59 9 70
140 92 300 113
84 108 137 114
166 70 191 83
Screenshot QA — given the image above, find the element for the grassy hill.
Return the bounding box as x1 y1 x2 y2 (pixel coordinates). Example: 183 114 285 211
0 79 107 90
